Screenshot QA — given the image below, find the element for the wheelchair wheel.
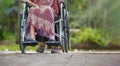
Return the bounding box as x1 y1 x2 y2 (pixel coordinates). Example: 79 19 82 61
63 10 70 53
63 14 70 53
19 13 26 53
60 2 70 53
20 42 26 53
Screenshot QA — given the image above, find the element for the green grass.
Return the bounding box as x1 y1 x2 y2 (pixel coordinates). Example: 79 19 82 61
0 44 38 51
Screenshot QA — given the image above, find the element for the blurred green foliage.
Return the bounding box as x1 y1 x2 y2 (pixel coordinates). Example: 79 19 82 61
0 44 38 51
0 0 18 40
68 0 120 45
70 28 110 46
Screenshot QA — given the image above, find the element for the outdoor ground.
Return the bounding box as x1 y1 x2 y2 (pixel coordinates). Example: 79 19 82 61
0 51 120 66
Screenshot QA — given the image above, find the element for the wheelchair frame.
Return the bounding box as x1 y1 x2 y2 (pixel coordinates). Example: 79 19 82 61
19 1 70 53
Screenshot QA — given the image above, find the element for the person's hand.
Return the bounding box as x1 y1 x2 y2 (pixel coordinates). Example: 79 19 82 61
60 0 64 2
20 0 26 2
35 5 39 8
20 0 29 2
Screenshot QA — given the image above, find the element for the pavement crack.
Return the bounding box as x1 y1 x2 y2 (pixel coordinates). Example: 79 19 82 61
70 53 73 58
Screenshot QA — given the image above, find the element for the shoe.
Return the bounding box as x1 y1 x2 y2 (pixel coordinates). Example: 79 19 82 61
25 38 36 41
51 47 60 54
36 46 45 53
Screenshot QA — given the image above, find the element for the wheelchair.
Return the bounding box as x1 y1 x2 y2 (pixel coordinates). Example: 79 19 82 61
19 1 70 53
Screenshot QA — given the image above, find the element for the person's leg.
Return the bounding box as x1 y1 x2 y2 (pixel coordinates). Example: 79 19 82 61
49 35 61 53
36 42 46 53
29 24 46 53
51 46 61 53
49 35 55 40
35 34 48 53
38 42 46 46
30 24 35 40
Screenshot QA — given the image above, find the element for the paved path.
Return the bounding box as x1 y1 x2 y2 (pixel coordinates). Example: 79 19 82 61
0 51 120 66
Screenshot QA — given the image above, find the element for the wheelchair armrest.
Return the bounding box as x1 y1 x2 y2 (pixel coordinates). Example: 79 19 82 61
21 2 31 9
20 2 30 19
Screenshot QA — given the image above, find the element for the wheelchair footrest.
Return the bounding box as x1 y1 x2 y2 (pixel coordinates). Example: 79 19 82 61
45 41 61 46
22 41 38 46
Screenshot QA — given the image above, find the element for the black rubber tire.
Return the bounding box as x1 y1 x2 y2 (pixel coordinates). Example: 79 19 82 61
21 44 25 53
19 14 26 54
60 2 69 53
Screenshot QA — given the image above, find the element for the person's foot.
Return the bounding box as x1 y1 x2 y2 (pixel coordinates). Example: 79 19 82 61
36 45 45 53
51 47 60 54
25 38 35 41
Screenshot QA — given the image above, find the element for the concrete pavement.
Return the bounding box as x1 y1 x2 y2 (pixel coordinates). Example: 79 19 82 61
0 51 120 66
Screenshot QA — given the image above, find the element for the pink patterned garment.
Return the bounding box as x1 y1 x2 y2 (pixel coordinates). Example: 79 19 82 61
26 0 60 39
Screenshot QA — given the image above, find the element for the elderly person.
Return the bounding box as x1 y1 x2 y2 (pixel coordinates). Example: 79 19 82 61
20 0 61 53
